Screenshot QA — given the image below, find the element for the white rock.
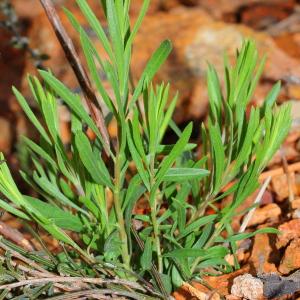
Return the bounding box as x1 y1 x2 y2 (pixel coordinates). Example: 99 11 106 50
231 274 264 300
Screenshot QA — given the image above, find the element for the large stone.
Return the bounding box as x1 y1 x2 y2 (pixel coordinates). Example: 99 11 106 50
271 173 297 202
279 238 300 274
247 203 281 227
249 232 278 273
196 0 296 20
23 3 300 125
276 219 300 249
132 10 300 122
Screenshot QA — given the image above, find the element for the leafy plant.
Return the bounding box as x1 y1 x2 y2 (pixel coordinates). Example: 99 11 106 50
0 0 291 298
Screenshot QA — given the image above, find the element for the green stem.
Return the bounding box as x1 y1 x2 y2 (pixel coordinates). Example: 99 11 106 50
150 193 162 273
114 153 130 269
149 152 163 273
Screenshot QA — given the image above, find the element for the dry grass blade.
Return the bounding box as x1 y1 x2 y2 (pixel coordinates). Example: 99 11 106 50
0 276 146 291
239 176 272 233
0 238 54 276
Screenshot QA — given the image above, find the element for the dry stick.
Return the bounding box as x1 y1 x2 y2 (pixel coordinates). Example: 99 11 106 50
39 0 110 155
0 239 54 276
0 255 47 278
46 289 155 300
0 276 145 291
239 176 272 233
0 256 74 292
0 221 34 251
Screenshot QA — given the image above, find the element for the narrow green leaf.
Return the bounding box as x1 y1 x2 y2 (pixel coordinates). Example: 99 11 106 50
12 87 51 144
39 70 102 142
141 237 152 271
177 214 217 240
155 122 192 187
76 0 113 60
74 132 113 188
164 246 228 259
24 196 83 232
161 168 209 182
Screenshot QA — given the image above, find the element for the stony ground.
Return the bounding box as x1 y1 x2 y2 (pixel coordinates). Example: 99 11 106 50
1 0 300 299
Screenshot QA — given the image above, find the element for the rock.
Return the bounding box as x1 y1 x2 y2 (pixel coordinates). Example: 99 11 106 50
268 145 299 167
132 7 213 122
279 238 300 274
180 0 200 6
274 33 300 60
276 219 300 249
11 0 46 18
231 274 264 300
291 198 300 210
292 209 300 219
271 173 297 202
238 1 295 30
200 266 251 296
249 233 278 273
287 84 300 100
0 117 12 154
24 3 300 125
225 296 242 300
194 0 295 20
221 189 274 232
259 271 300 299
134 12 300 122
174 282 220 300
247 203 281 228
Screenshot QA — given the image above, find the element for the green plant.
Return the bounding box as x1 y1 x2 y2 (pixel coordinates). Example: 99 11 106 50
0 0 291 298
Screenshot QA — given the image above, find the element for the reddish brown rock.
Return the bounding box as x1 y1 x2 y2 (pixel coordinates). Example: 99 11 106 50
276 219 300 249
268 146 299 167
291 198 300 210
274 33 300 61
249 233 278 273
133 12 300 122
247 203 281 228
199 266 251 296
174 282 220 300
24 3 300 124
271 173 297 202
279 238 300 274
11 0 45 18
225 296 242 300
239 2 295 30
195 0 296 20
287 84 300 100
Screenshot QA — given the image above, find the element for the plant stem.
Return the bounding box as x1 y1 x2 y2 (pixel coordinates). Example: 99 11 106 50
151 199 162 273
114 153 130 269
149 152 163 273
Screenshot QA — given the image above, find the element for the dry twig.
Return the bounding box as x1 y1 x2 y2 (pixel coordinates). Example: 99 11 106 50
239 176 272 233
0 276 146 291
